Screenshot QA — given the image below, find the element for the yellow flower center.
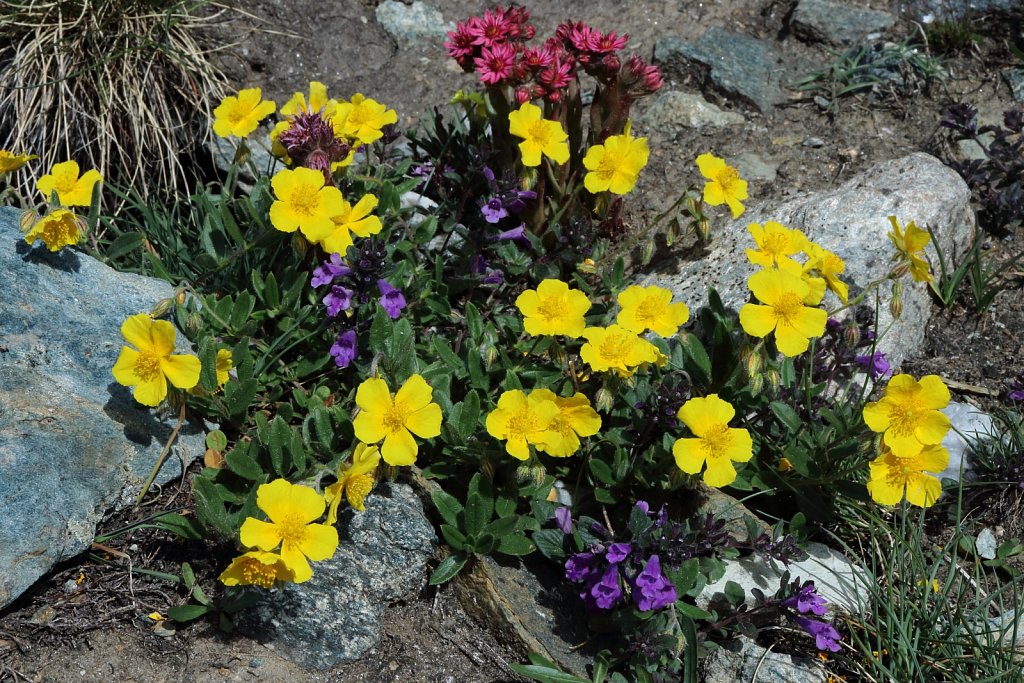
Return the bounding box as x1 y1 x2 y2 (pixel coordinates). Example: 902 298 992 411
345 473 375 510
288 184 321 216
240 558 277 589
598 332 633 363
382 404 408 432
276 511 310 550
887 404 919 438
761 232 789 257
771 292 805 325
133 352 163 382
714 166 739 192
348 103 372 128
507 407 541 438
884 454 918 488
536 295 568 323
634 296 663 326
55 171 78 195
700 424 733 458
527 120 553 147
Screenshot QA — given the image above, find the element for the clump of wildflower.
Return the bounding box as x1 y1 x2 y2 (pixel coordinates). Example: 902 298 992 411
485 389 560 460
672 394 753 487
582 121 650 195
238 479 339 584
276 110 352 182
212 87 276 139
530 389 602 457
616 284 689 337
0 150 36 174
508 101 570 167
739 268 827 357
325 442 381 523
36 160 102 207
268 167 345 241
866 444 949 507
887 216 933 283
24 208 84 252
515 279 592 338
579 324 660 377
218 550 294 588
352 374 442 466
696 153 747 218
862 374 951 457
111 313 201 407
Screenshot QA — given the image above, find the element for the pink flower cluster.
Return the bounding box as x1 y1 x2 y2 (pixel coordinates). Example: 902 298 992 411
445 5 663 103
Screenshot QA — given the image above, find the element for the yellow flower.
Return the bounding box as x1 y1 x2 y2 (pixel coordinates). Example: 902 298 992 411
696 153 748 218
239 479 339 584
672 394 753 487
582 121 650 195
777 257 826 306
866 443 948 507
531 389 602 457
218 550 295 588
318 194 382 255
579 324 660 377
805 242 849 304
325 442 381 524
268 167 345 241
739 268 828 356
36 160 102 207
508 102 570 167
0 150 36 174
335 93 398 144
485 389 561 461
212 87 276 139
515 279 591 338
215 349 233 388
111 313 201 407
281 81 336 118
24 208 83 252
862 374 951 457
615 284 689 337
745 221 807 269
888 216 932 283
352 374 443 466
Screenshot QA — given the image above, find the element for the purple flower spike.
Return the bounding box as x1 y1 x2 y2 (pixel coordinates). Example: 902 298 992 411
589 566 623 610
555 507 573 535
855 352 891 380
794 616 842 652
606 543 632 564
782 582 828 616
312 253 352 288
481 197 508 224
377 279 407 319
323 285 353 317
632 554 677 611
330 330 357 368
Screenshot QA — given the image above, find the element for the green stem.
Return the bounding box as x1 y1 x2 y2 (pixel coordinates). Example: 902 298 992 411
135 400 187 505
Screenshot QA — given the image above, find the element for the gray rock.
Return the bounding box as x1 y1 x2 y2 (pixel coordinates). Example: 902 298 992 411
642 153 974 369
936 400 1000 482
907 0 1021 22
208 134 279 192
703 637 826 683
790 0 895 47
0 206 205 609
1003 67 1024 103
976 527 998 560
654 29 789 113
732 152 779 182
640 90 745 130
235 482 436 669
376 1 452 46
698 542 871 616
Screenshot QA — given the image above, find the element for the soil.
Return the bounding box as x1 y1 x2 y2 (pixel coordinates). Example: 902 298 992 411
2 0 1024 681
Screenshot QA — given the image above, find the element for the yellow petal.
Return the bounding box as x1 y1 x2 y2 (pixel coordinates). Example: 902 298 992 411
240 517 282 552
703 458 738 487
353 410 389 445
297 523 338 562
120 314 158 353
356 377 393 413
161 354 201 389
724 428 754 463
279 545 313 583
904 472 942 508
862 400 891 432
404 403 442 439
395 374 434 413
915 411 951 446
111 346 142 386
132 376 168 407
739 303 777 339
672 438 706 474
381 427 418 466
695 153 725 179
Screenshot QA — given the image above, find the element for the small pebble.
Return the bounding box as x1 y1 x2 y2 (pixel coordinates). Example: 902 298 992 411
814 96 831 109
977 527 997 560
248 658 262 669
802 136 825 148
62 579 81 594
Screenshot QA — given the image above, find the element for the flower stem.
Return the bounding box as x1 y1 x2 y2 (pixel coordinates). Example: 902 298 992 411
135 400 187 506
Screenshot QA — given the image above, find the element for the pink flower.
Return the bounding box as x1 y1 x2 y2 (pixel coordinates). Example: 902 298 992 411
475 43 518 85
503 6 533 40
468 8 509 48
626 54 664 96
521 46 555 71
589 30 629 53
445 21 477 68
539 58 573 92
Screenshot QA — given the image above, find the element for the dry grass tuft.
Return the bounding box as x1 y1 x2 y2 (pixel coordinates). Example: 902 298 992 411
0 0 228 207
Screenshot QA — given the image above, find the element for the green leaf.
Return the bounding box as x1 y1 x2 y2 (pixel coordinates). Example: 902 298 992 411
192 476 234 539
723 580 746 607
483 515 519 538
496 534 534 556
205 430 228 452
263 272 280 309
431 489 464 527
679 332 712 385
197 337 219 393
533 529 567 561
675 602 714 620
770 401 803 433
457 391 481 441
369 307 392 354
150 512 204 541
267 416 290 476
588 458 614 486
464 492 492 537
225 445 265 481
440 524 468 550
472 532 496 554
431 336 465 374
429 552 469 585
508 663 589 683
167 603 212 623
593 487 616 504
466 302 483 340
105 232 146 260
224 378 258 418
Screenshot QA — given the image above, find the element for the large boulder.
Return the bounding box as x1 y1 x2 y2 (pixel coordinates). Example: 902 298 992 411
642 153 975 369
0 206 205 610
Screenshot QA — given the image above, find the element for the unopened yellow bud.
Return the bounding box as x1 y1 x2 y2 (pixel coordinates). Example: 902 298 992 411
577 258 598 274
175 288 187 305
484 345 498 369
149 298 173 318
743 346 763 379
640 239 656 266
749 372 764 396
889 294 903 320
891 261 910 279
766 368 781 393
186 312 202 335
292 233 309 257
19 209 37 234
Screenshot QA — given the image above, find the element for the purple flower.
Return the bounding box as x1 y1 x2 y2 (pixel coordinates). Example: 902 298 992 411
482 269 504 285
503 188 536 214
794 616 842 652
589 566 623 610
377 279 406 319
323 285 353 317
493 224 530 248
635 500 650 515
329 330 357 368
632 555 677 612
555 507 573 535
855 352 891 380
606 543 632 564
782 582 828 616
565 552 598 582
312 253 352 288
481 197 508 224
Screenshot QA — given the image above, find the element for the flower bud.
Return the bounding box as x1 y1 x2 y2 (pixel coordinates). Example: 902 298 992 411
891 261 910 279
577 258 598 274
292 233 309 257
175 288 187 305
514 463 534 484
19 209 37 234
547 341 566 366
640 239 656 266
743 346 763 379
186 312 202 335
766 368 781 393
481 458 495 482
889 282 903 319
149 298 173 319
749 372 764 396
594 386 615 413
484 345 499 369
843 319 861 347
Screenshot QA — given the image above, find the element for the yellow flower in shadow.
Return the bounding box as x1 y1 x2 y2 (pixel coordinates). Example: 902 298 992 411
111 313 201 407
